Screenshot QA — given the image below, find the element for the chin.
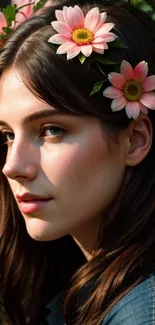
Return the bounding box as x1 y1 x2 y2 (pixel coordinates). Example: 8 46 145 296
27 230 51 241
24 217 66 241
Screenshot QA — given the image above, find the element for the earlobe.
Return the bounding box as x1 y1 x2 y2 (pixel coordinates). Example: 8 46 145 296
125 115 152 167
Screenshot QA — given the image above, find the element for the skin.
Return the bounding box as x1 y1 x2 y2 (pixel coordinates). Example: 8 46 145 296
0 68 142 258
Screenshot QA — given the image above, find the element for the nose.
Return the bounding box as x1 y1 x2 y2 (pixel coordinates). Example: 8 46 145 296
2 139 38 181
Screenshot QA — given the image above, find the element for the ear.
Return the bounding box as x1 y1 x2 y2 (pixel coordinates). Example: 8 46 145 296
125 114 152 167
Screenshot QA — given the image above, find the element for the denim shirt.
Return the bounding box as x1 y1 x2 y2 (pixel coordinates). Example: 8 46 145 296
43 273 155 325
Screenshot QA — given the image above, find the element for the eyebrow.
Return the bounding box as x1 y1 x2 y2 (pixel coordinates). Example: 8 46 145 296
0 109 67 127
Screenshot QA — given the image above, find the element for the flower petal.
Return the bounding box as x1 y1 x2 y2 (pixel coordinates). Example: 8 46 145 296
103 86 122 99
142 76 155 91
84 7 100 31
66 6 73 25
139 102 148 115
92 38 108 48
55 10 65 22
92 36 105 44
48 34 69 44
120 60 133 81
125 101 141 119
19 3 33 19
94 12 107 33
67 46 81 59
111 96 127 111
0 12 7 32
14 12 26 26
133 61 148 82
56 42 76 54
140 92 155 109
93 46 104 54
95 23 115 37
80 44 92 57
52 21 72 37
102 32 117 42
92 44 105 54
62 6 69 24
93 33 116 44
108 73 126 89
67 5 84 29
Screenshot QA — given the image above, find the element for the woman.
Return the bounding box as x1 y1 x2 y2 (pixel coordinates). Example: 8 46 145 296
0 0 155 324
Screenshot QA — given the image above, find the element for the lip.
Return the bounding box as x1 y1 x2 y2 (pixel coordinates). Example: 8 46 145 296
16 193 52 214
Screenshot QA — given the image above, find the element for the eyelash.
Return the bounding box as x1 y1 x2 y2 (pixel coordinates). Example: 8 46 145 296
40 123 66 142
0 123 66 145
1 130 14 145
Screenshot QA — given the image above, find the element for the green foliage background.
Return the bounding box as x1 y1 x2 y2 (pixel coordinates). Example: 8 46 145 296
53 0 155 20
121 0 155 20
54 0 155 20
0 0 155 322
50 0 155 20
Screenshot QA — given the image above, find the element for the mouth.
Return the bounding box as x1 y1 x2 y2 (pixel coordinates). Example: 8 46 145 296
15 193 53 214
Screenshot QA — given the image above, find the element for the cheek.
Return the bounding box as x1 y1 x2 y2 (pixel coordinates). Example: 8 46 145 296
41 133 124 200
7 179 17 194
41 133 108 184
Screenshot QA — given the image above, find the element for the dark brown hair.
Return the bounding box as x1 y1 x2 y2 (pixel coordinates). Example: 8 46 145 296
1 1 155 324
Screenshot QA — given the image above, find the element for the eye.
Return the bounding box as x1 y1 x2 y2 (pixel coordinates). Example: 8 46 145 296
1 131 15 144
40 124 66 142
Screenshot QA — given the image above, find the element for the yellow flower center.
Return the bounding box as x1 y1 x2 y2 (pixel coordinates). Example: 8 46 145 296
72 28 94 45
123 80 143 101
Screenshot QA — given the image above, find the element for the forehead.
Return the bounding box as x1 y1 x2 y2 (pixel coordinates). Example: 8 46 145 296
0 68 52 123
0 68 33 102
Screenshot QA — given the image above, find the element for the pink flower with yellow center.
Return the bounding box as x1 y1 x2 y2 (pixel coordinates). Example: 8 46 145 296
48 5 117 60
103 60 155 119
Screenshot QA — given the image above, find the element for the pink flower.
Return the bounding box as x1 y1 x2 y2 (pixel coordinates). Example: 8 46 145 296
103 60 155 119
12 0 34 26
12 0 53 27
0 0 52 41
0 12 7 34
48 5 117 60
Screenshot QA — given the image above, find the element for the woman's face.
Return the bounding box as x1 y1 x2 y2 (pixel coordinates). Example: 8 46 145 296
0 68 128 243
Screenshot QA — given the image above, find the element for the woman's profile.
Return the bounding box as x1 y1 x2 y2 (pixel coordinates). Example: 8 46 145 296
0 1 155 324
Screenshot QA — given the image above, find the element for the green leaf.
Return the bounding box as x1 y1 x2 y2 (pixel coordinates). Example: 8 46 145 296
2 27 13 34
96 56 119 65
79 54 86 64
140 2 153 13
34 0 47 12
135 0 153 13
2 5 16 27
0 34 5 39
110 39 128 49
90 80 104 96
130 0 143 5
151 12 155 21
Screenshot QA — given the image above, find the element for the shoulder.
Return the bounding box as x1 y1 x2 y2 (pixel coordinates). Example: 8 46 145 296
102 273 155 325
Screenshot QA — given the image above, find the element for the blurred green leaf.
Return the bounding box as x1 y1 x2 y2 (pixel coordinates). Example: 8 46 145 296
130 0 144 5
2 27 13 33
139 2 153 13
110 39 128 49
96 56 119 65
34 0 47 12
2 5 16 27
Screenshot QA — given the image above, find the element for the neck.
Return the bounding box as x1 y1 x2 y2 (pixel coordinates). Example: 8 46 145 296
71 216 102 261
